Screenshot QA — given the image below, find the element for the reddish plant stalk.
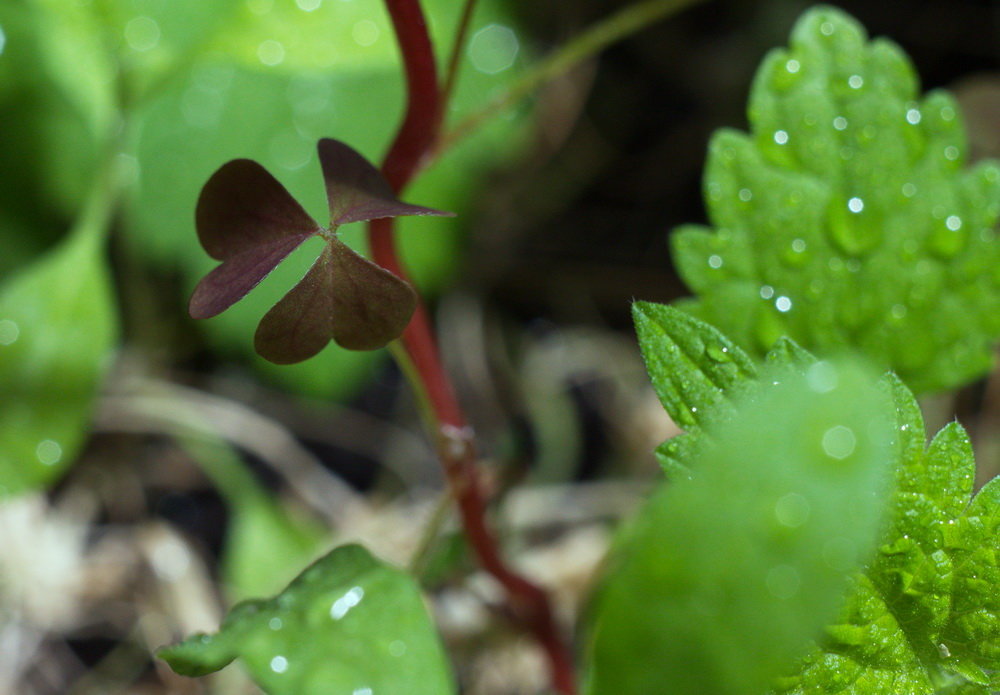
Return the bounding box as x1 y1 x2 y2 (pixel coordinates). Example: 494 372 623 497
371 2 576 693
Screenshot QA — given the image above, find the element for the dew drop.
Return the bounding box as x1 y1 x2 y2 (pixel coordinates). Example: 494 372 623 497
738 188 753 202
352 688 373 695
0 319 19 345
774 492 811 528
773 129 789 145
806 361 838 393
388 640 407 657
940 105 955 121
890 304 907 320
791 238 807 253
707 254 723 269
847 197 864 213
270 655 289 674
351 19 380 46
468 24 519 74
822 425 856 460
775 296 793 313
901 182 917 198
847 74 864 89
759 285 775 300
257 39 285 66
766 565 801 599
785 59 800 73
945 215 962 231
905 108 921 125
938 643 951 658
819 21 835 36
295 0 322 9
706 344 731 362
268 617 283 630
944 146 959 161
330 586 365 620
36 439 62 466
124 16 160 52
833 116 848 131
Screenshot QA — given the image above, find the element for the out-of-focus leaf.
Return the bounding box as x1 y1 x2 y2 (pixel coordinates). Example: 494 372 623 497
586 359 894 695
774 376 1000 694
628 302 1000 693
671 6 1000 394
0 218 117 496
159 544 455 695
181 436 328 602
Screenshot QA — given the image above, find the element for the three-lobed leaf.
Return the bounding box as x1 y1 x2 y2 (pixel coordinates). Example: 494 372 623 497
159 544 454 695
586 352 895 695
190 138 450 363
671 6 1000 394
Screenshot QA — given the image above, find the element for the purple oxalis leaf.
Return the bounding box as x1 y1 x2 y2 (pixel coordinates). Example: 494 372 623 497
254 241 418 363
189 138 453 364
190 159 318 319
318 138 452 226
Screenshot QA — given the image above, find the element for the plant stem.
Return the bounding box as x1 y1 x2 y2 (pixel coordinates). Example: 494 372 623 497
371 2 576 693
440 0 480 106
434 0 707 156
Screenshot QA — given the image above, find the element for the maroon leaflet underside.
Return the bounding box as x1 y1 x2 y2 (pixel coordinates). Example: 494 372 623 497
195 159 319 259
189 235 313 319
190 137 453 363
254 241 418 363
318 138 454 225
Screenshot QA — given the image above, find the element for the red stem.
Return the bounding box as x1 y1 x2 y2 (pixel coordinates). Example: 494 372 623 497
371 2 576 693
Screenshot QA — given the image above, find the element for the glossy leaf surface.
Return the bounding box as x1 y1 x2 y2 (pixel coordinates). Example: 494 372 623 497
671 6 1000 393
629 302 1000 693
774 377 1000 694
587 356 894 695
159 544 454 695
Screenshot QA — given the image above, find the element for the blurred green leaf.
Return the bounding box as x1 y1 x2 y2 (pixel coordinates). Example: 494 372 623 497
586 358 894 695
0 216 117 496
628 302 1000 693
671 6 1000 394
181 436 328 602
775 376 1000 694
159 544 455 694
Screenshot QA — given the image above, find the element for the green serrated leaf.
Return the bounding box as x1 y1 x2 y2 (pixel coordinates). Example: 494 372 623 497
671 5 1000 394
159 544 454 695
629 302 1000 693
632 301 757 431
775 378 999 694
0 221 117 496
586 359 895 695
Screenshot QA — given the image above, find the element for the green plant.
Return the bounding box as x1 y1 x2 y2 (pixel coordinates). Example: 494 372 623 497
162 4 997 694
2 1 997 694
670 7 1000 394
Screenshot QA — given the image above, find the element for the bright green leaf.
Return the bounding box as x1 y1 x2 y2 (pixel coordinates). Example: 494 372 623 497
0 225 117 496
776 390 1000 694
159 544 455 695
671 6 1000 394
586 357 894 695
627 303 1000 692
